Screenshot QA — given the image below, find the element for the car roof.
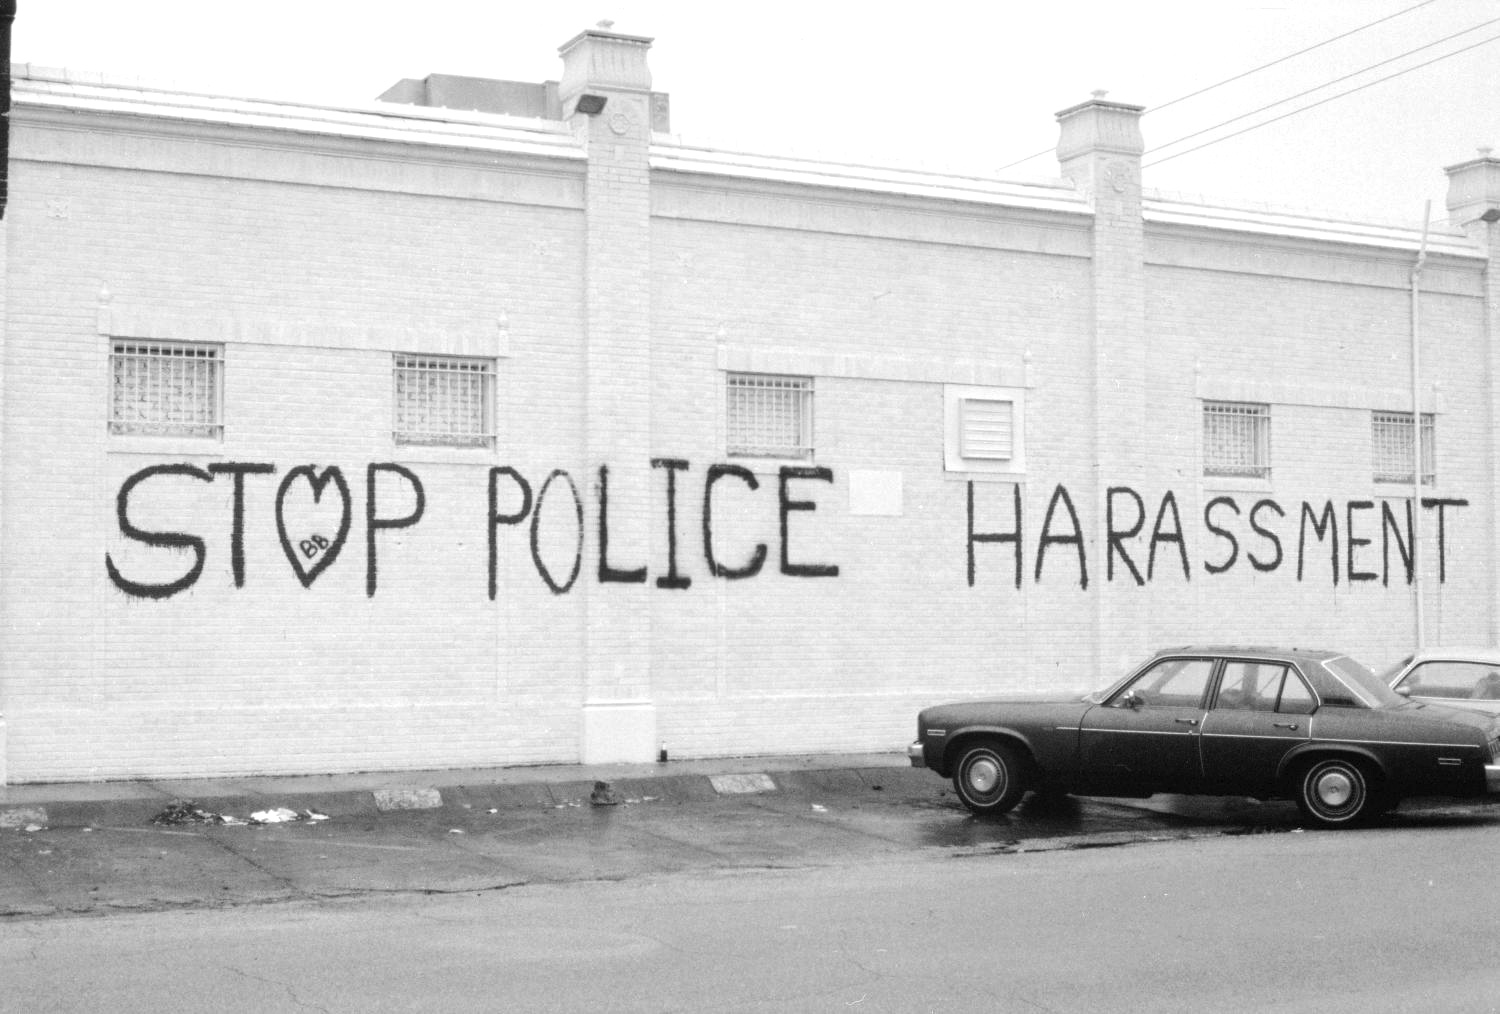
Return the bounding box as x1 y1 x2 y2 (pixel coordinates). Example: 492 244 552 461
1151 645 1345 663
1142 645 1381 705
1402 646 1500 665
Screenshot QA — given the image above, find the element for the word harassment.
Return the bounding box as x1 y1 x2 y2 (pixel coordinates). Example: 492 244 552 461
967 484 1468 589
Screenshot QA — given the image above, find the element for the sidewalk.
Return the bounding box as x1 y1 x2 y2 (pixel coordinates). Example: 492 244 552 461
0 751 919 830
5 750 1248 921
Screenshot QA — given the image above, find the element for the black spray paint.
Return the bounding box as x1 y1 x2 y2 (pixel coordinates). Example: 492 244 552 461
275 465 351 589
703 464 766 580
107 463 1467 600
207 462 276 588
366 463 425 597
529 469 584 595
778 466 840 578
596 465 647 585
104 463 214 599
967 482 1468 590
1036 485 1087 589
653 458 691 590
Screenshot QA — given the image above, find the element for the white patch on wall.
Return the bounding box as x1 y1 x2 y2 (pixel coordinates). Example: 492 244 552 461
848 469 904 516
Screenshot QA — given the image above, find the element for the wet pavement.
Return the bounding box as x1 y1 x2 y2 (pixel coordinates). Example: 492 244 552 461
4 752 1497 920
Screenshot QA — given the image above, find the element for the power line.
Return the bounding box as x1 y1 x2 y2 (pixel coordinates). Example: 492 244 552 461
1145 14 1500 157
1142 29 1500 168
1149 0 1441 116
994 0 1445 173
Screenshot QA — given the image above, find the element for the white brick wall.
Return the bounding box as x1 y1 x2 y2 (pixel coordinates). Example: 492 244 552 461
0 77 1494 783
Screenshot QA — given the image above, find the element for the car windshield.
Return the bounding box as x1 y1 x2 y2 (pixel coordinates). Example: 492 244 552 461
1322 655 1404 708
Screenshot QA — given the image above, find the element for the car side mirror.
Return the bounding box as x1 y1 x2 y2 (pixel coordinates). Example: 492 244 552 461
1119 690 1144 710
1395 685 1411 698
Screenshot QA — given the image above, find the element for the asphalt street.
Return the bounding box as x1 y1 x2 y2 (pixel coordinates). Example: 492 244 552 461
9 791 1500 1012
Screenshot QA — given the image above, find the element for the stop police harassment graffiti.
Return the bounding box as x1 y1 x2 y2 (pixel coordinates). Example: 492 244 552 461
104 462 1468 600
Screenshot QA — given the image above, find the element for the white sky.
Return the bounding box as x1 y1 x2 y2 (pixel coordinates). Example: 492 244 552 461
10 0 1499 226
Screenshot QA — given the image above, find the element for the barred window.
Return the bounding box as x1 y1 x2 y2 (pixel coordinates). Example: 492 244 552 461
1372 411 1435 485
726 373 813 459
109 340 223 438
1204 401 1270 479
393 354 495 448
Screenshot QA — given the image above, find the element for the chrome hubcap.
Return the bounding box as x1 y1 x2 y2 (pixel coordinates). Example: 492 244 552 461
1317 770 1354 808
968 757 1001 794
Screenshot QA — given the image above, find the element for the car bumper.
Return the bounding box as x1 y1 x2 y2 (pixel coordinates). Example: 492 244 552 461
1486 763 1500 792
907 740 926 768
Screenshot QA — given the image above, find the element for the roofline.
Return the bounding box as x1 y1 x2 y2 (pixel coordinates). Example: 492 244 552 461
10 63 584 161
9 63 1487 258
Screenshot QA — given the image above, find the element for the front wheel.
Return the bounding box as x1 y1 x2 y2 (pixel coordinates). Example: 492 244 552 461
952 741 1027 816
1295 757 1373 828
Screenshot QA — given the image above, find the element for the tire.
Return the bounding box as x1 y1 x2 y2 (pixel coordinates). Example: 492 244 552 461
1295 757 1373 828
952 741 1028 816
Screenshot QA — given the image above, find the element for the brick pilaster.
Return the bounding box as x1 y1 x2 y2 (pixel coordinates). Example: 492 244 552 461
1056 93 1149 673
558 29 658 761
1444 150 1500 645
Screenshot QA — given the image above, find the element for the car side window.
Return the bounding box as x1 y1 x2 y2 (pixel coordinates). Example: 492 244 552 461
1277 672 1316 715
1400 661 1500 700
1114 658 1215 709
1215 662 1287 711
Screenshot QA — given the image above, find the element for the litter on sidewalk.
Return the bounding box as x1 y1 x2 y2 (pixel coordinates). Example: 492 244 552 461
151 801 329 827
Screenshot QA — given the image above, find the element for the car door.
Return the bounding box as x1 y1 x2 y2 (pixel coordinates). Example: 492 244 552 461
1078 656 1216 792
1198 660 1314 795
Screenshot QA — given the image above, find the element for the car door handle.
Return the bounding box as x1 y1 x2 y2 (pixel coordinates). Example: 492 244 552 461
1174 718 1198 726
1273 722 1299 730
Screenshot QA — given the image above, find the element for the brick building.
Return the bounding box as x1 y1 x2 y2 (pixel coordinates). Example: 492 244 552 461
1 28 1497 783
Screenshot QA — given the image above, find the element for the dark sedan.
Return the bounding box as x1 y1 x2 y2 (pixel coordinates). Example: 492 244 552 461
909 646 1500 828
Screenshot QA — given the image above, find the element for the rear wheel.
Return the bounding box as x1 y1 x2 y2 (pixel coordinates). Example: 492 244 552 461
1295 757 1373 828
952 741 1027 816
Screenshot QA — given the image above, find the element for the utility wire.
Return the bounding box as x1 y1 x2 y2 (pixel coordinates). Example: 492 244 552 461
1142 28 1500 168
994 0 1445 172
1149 0 1441 116
1145 14 1500 157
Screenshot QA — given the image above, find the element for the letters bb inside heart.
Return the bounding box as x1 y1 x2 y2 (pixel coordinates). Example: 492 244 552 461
276 465 352 588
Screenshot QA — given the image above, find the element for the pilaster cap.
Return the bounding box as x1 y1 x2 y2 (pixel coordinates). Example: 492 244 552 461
558 27 654 99
1055 91 1145 162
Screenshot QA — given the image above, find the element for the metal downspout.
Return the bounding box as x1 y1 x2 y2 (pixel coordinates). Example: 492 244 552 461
0 0 12 219
1411 202 1432 648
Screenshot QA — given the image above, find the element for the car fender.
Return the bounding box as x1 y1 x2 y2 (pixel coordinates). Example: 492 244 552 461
1276 741 1389 787
931 724 1047 778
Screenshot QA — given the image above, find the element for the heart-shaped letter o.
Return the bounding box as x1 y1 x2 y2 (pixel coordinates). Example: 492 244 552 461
276 465 353 588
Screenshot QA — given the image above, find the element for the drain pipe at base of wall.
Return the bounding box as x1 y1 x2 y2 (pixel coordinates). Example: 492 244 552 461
1411 201 1432 650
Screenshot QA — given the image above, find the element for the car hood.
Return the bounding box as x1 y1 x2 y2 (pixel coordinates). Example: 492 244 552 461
1397 698 1500 728
918 697 1094 725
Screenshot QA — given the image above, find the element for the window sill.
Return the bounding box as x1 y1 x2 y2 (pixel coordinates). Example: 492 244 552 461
1202 474 1273 495
724 454 819 476
107 435 225 458
391 443 499 465
1372 480 1445 498
943 468 1027 482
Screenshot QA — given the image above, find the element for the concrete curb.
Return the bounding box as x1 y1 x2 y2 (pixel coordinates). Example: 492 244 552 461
1 754 925 831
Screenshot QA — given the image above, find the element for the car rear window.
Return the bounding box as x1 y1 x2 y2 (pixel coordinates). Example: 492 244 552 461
1321 655 1403 708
